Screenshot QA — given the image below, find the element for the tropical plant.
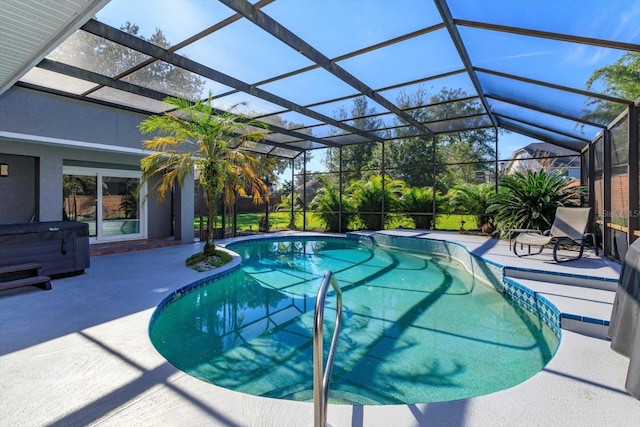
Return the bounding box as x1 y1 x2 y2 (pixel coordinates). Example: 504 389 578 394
401 186 443 229
276 191 304 229
138 95 273 253
447 183 495 229
348 175 406 230
308 177 356 232
258 214 269 232
487 169 586 232
63 174 96 221
119 178 138 219
221 152 276 235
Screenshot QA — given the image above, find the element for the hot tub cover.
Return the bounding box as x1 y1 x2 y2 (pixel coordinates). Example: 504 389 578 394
609 237 640 400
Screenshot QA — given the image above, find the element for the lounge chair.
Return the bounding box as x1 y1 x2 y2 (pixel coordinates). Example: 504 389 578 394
513 207 596 262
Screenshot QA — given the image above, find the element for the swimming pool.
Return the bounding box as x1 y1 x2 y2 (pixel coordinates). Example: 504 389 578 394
149 236 559 405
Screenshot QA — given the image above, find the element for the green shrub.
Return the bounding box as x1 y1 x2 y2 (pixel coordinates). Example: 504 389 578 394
309 177 357 232
447 183 495 229
186 249 233 271
487 170 586 232
402 186 443 229
348 175 406 230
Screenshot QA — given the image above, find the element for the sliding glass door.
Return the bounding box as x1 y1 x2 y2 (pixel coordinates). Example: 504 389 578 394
63 173 97 236
63 167 147 242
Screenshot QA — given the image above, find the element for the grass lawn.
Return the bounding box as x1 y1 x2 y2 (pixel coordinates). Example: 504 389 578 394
436 214 480 230
194 213 479 233
194 212 324 232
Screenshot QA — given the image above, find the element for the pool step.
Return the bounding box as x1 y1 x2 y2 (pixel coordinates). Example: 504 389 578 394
0 262 51 291
503 266 617 291
513 278 614 339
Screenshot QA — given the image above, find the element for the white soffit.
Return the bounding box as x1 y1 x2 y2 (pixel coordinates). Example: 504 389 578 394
0 0 110 96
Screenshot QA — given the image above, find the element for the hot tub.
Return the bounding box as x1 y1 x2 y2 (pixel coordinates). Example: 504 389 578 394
0 221 90 277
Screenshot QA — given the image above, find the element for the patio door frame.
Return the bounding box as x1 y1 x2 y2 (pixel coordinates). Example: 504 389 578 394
63 166 148 243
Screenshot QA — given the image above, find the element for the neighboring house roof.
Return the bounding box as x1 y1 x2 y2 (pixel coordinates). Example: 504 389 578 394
503 142 580 175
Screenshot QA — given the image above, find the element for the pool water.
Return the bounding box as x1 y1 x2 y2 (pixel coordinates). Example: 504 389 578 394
150 238 559 405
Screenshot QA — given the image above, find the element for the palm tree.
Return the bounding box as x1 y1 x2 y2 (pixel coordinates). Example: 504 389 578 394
348 175 406 230
138 95 273 253
487 170 586 232
222 151 275 236
277 191 304 229
402 186 442 229
309 176 356 232
447 183 495 229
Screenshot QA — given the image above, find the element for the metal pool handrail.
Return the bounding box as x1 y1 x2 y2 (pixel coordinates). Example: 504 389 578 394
313 271 343 427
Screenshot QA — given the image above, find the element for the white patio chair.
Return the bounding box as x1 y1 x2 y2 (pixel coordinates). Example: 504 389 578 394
513 207 596 262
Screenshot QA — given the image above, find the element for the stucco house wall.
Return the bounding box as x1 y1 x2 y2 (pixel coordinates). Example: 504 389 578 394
0 86 192 242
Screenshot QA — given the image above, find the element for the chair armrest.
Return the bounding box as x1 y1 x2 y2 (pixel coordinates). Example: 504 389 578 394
508 228 542 234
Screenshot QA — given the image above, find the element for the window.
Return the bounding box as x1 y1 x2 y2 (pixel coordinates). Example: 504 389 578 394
63 167 147 242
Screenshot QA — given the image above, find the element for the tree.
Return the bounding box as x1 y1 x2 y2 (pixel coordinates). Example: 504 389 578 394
63 175 96 221
276 191 304 229
50 21 205 101
584 52 640 125
248 114 313 177
138 95 273 253
222 149 276 235
383 134 435 188
438 128 495 189
381 87 441 187
383 87 495 191
119 178 139 219
428 89 496 189
324 97 386 180
380 92 431 186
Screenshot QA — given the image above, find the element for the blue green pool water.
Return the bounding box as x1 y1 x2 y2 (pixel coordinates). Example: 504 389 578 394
150 237 559 404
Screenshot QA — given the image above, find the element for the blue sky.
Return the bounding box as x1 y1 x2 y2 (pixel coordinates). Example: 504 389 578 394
94 0 638 172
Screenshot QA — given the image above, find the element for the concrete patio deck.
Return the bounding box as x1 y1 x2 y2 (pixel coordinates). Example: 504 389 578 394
1 231 638 426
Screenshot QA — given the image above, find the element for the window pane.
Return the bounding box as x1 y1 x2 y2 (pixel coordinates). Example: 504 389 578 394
258 68 358 106
20 68 99 94
87 87 175 113
338 29 464 89
63 175 97 237
477 71 626 126
498 117 586 152
120 61 207 101
462 26 634 101
102 176 140 237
